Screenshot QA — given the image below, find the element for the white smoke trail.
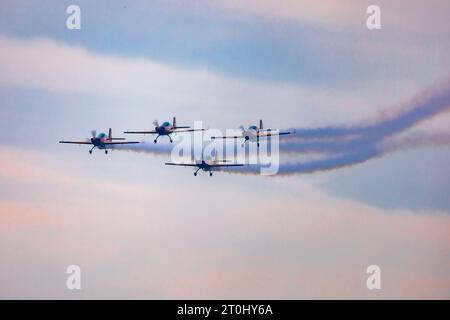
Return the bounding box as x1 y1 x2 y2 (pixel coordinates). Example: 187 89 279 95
114 80 450 176
223 80 450 175
382 132 450 153
112 142 173 155
220 132 450 176
285 80 450 142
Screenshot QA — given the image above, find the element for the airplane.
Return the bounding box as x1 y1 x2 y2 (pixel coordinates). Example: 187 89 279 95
165 152 245 177
124 117 205 143
211 120 293 147
59 128 140 154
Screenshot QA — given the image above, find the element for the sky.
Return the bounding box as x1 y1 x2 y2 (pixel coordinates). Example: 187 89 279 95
0 0 450 299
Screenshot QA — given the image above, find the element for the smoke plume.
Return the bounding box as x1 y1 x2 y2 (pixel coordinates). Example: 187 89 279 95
115 80 450 176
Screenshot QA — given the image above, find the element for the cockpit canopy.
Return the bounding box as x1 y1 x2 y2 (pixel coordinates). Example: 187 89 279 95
98 133 107 138
162 121 171 127
249 125 258 130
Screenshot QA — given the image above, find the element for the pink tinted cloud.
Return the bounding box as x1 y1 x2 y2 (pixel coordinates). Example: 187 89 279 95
1 145 450 298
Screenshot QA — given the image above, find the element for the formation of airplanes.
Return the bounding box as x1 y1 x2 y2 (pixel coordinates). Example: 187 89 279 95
59 117 293 176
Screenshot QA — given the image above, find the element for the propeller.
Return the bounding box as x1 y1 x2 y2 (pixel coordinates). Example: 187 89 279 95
91 130 97 138
153 120 159 127
237 126 247 147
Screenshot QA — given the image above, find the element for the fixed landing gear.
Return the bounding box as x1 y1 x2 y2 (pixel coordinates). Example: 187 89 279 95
154 134 172 143
242 136 250 147
88 146 108 154
194 172 197 176
209 172 213 177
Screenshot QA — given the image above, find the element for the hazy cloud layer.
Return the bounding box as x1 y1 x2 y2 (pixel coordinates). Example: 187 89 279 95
1 1 450 299
1 146 449 298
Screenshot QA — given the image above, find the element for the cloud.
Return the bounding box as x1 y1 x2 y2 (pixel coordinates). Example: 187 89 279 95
0 202 58 232
1 3 449 299
206 0 364 28
0 145 154 196
0 145 450 298
197 0 450 33
0 35 385 125
1 32 449 132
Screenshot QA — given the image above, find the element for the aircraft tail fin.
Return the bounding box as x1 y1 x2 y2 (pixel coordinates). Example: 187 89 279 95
108 128 112 140
260 119 263 130
173 116 177 128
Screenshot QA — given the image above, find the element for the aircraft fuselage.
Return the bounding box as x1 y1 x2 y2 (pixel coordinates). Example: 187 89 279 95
242 128 259 142
91 137 109 149
155 125 173 135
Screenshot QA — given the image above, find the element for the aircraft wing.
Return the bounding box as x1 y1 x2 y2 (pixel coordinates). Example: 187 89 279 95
59 141 92 145
165 162 244 168
208 163 245 168
104 141 140 145
257 130 292 137
123 131 157 134
165 163 199 167
173 128 206 133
